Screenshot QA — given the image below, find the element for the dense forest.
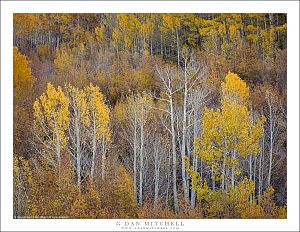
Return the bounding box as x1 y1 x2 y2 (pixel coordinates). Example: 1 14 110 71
13 13 287 219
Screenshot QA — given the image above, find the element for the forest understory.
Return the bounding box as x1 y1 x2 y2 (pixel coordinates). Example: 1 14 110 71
13 13 287 219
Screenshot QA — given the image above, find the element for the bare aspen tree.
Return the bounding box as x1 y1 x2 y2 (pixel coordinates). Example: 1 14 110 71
265 89 282 188
180 48 208 207
155 65 182 212
189 85 211 208
66 85 90 187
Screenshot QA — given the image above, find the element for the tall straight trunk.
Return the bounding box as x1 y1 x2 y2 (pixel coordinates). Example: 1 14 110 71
170 97 179 212
267 101 273 187
200 159 203 183
90 115 97 179
253 156 257 198
160 35 163 58
266 94 275 188
231 150 236 187
276 14 280 46
186 125 192 197
249 154 252 180
133 113 138 202
165 150 171 208
262 16 267 63
48 31 51 46
249 154 253 203
154 147 161 208
75 119 81 187
212 167 215 191
56 131 61 166
221 155 226 190
261 134 265 191
139 106 144 206
190 156 198 208
258 151 262 197
225 164 229 192
181 58 189 206
56 35 60 49
191 102 199 208
176 28 180 68
101 135 105 180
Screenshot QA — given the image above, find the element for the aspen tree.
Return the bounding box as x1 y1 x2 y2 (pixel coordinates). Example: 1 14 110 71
66 85 90 187
33 83 70 166
85 84 110 180
13 47 34 101
195 73 264 191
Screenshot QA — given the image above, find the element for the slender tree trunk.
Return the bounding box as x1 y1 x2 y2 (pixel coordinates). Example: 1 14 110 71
249 154 253 203
160 35 163 58
212 167 215 191
249 154 252 180
200 159 203 183
190 156 198 208
267 101 273 187
258 151 262 198
176 28 180 68
261 134 265 191
139 106 144 206
191 101 199 208
154 146 160 208
221 155 226 190
56 35 60 49
165 149 171 208
56 131 61 166
133 113 138 202
90 116 97 179
101 135 105 180
253 155 257 198
231 150 236 187
181 58 189 206
75 118 81 187
170 97 179 212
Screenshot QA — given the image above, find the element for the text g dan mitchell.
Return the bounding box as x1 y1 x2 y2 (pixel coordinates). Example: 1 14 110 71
116 221 184 230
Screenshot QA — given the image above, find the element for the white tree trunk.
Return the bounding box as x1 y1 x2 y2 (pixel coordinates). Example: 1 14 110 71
56 131 61 166
170 97 179 212
90 114 97 179
253 155 257 198
181 58 189 206
176 28 180 68
139 105 144 206
165 150 171 208
101 135 105 180
75 118 81 187
154 146 161 208
267 96 273 187
231 149 236 187
133 113 138 202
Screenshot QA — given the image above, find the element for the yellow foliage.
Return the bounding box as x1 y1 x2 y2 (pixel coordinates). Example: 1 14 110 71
85 84 110 141
195 73 264 191
33 83 70 164
109 165 138 218
66 84 90 127
13 47 35 102
221 72 249 104
95 25 106 44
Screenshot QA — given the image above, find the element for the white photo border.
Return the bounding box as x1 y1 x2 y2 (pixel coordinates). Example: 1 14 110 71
1 1 299 231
